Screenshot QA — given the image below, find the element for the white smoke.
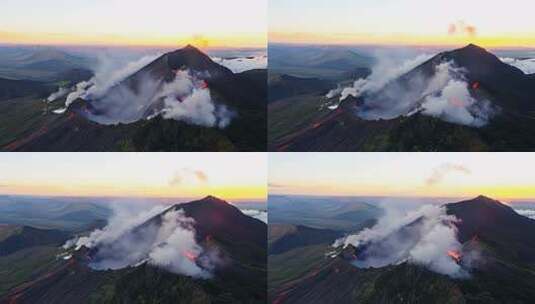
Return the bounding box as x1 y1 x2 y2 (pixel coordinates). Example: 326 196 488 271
64 204 218 279
212 56 267 73
47 87 69 102
500 57 535 74
240 209 268 223
426 163 471 186
326 55 496 127
158 70 235 128
55 55 235 128
334 204 470 278
419 62 496 127
60 54 161 110
515 208 535 219
327 54 432 102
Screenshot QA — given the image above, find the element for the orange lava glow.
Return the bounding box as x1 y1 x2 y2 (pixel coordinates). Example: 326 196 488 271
447 250 462 263
183 250 198 263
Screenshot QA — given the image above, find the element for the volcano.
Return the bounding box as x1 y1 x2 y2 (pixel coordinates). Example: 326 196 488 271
1 45 267 152
0 196 267 304
271 195 535 304
274 44 535 152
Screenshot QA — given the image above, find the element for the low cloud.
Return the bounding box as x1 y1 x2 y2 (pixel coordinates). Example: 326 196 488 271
500 57 535 75
212 56 267 73
240 209 268 223
515 208 535 219
426 163 471 186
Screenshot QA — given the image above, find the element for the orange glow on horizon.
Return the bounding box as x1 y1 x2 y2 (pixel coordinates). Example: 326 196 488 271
270 183 535 202
269 31 535 49
0 183 266 202
0 31 267 49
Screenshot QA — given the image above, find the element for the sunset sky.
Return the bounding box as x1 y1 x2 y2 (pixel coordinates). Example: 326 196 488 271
0 153 267 201
0 0 266 48
270 153 535 201
270 0 535 48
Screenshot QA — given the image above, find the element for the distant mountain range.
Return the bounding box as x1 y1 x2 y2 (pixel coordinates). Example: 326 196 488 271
0 196 110 231
0 196 267 304
269 45 373 80
0 45 266 151
271 44 535 151
0 47 93 82
270 195 535 304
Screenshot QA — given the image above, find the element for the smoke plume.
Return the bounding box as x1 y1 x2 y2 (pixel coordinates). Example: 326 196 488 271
426 163 471 186
448 21 477 37
169 168 209 186
47 87 69 102
64 204 219 279
52 54 235 128
326 54 496 127
327 53 432 102
334 204 471 278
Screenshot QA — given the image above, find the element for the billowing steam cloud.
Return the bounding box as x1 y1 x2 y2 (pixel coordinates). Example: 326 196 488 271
326 54 496 127
426 163 471 186
326 54 432 102
49 54 235 128
59 54 161 109
156 70 235 128
212 56 267 73
448 21 477 37
334 204 471 278
240 209 268 223
64 204 220 279
500 57 535 75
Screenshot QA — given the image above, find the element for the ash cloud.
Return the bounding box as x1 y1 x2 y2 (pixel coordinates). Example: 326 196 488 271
212 56 267 73
169 168 209 186
334 203 473 278
426 163 471 186
448 21 477 37
51 54 235 128
64 203 219 279
326 54 497 127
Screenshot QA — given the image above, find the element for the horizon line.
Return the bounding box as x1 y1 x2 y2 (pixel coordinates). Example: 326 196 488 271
269 193 535 202
0 193 267 203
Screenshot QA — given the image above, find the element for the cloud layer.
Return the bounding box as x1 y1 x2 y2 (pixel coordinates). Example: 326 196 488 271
212 56 267 73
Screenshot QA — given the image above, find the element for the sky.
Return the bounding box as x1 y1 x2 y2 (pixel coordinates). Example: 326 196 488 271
0 0 267 48
270 153 535 201
0 153 267 201
270 0 535 48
